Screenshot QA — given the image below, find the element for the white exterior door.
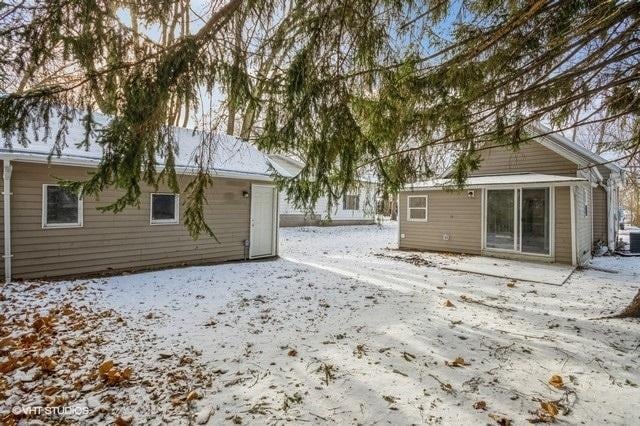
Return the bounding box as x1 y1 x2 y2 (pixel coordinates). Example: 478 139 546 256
250 185 277 258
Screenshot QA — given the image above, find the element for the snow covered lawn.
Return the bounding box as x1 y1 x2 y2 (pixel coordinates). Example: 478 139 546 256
2 222 639 425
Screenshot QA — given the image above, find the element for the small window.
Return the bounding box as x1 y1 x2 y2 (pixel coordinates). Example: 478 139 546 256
343 194 360 211
42 184 83 228
150 193 179 224
407 195 428 221
583 188 589 217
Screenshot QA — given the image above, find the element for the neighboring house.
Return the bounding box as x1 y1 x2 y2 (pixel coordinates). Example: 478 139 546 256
268 154 377 227
398 124 624 266
0 117 279 282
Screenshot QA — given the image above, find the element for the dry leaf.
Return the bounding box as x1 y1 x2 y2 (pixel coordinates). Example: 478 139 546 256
38 356 57 372
287 349 298 357
98 360 114 375
507 280 516 288
0 357 18 374
445 357 468 367
488 412 512 425
473 400 487 410
114 416 132 426
122 367 133 380
0 337 16 348
549 374 564 389
540 401 559 417
186 390 201 401
443 299 455 308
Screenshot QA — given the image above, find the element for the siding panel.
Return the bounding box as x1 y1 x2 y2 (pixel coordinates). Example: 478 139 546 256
473 142 578 176
554 187 572 264
399 190 482 254
7 162 264 279
592 186 608 243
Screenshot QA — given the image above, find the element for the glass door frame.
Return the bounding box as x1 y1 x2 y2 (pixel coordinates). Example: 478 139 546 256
481 184 555 258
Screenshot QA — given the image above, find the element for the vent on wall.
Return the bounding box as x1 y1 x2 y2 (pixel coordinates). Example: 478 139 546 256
467 190 475 198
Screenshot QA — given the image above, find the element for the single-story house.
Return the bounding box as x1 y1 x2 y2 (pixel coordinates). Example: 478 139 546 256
1 116 280 282
268 154 377 227
398 124 624 266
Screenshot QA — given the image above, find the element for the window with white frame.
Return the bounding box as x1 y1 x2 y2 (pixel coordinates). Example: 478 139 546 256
407 195 428 221
583 187 589 217
343 194 360 210
42 184 83 228
150 193 179 224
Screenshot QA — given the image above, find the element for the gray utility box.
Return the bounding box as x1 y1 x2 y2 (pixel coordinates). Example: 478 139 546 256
631 231 640 254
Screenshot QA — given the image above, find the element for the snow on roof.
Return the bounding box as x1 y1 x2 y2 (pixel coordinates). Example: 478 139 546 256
0 112 275 178
267 154 304 178
403 173 586 190
268 153 379 183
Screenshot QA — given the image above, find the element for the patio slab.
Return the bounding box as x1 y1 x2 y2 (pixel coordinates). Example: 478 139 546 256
438 255 575 285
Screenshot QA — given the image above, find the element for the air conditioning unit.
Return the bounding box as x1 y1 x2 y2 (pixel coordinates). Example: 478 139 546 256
631 231 640 254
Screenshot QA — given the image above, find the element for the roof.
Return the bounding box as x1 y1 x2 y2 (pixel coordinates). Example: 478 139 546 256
267 154 304 178
402 173 586 191
0 112 275 180
267 153 379 183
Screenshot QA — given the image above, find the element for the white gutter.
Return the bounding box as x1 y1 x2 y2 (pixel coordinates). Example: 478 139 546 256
0 152 274 182
569 185 577 266
2 158 12 283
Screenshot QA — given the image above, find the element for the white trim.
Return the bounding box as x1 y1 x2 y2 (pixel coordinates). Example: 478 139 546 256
570 185 577 266
407 195 428 222
0 153 274 182
42 184 83 229
396 192 401 247
249 184 278 259
480 189 486 249
3 160 12 283
150 193 180 225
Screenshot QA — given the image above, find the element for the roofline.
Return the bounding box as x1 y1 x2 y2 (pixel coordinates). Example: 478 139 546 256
0 152 274 182
399 180 585 191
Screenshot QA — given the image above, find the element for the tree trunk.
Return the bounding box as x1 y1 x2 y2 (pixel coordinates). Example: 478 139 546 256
613 290 640 318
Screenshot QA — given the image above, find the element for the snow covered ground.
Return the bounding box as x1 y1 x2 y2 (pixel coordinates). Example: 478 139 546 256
1 222 639 425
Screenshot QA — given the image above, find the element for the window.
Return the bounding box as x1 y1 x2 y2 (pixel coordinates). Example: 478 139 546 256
343 194 360 211
407 195 428 221
150 193 179 224
583 187 589 217
42 184 82 228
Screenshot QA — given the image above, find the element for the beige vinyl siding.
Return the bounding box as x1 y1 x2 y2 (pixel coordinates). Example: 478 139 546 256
5 162 260 279
473 142 578 176
399 190 481 254
592 186 608 243
574 183 593 265
554 187 572 264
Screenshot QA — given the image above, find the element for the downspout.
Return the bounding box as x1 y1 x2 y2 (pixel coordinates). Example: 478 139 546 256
2 158 12 283
569 185 577 266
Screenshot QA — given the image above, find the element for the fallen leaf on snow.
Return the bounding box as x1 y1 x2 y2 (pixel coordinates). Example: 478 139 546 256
549 374 564 389
540 401 559 417
443 299 455 308
186 390 201 401
473 400 487 410
445 357 469 367
488 412 512 425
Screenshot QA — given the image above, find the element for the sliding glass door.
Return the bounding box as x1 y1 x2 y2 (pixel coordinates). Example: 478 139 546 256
485 187 550 255
520 188 550 254
486 190 516 250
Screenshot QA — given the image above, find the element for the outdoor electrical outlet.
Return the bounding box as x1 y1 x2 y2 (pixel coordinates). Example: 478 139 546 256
443 234 450 241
